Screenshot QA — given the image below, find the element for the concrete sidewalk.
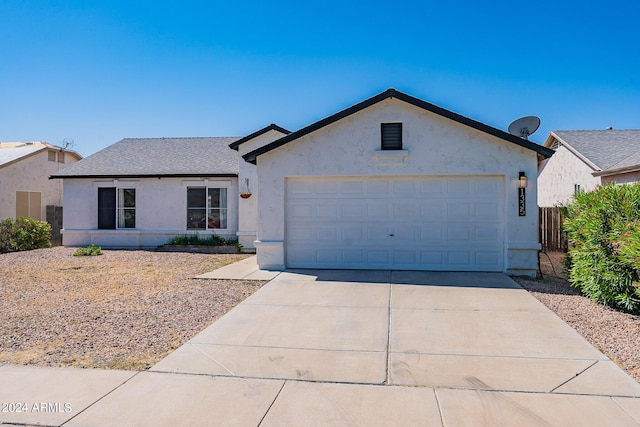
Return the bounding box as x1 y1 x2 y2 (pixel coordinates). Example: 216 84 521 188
3 268 640 426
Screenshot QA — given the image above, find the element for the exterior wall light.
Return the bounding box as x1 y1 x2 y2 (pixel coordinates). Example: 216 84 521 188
518 172 528 188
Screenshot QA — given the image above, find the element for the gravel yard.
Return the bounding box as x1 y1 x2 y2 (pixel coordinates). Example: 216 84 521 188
1 248 639 383
515 252 640 383
0 247 263 370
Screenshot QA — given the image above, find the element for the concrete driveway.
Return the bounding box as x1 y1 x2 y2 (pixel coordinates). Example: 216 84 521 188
3 268 640 426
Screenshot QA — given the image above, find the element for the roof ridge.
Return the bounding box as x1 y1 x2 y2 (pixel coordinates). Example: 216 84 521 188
121 136 241 140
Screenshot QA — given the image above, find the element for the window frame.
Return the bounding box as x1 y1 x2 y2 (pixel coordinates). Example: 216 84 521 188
97 187 136 229
186 187 228 230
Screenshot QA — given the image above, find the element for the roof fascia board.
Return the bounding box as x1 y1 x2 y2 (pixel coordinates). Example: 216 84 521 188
49 173 238 180
243 89 554 164
229 124 291 151
593 165 640 177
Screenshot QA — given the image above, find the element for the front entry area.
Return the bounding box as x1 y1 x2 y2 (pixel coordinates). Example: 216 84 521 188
285 176 505 271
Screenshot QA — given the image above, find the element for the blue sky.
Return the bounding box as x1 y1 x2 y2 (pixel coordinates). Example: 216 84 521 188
1 0 639 157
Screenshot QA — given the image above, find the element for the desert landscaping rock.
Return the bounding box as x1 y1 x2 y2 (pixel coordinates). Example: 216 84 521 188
0 247 263 370
0 247 638 387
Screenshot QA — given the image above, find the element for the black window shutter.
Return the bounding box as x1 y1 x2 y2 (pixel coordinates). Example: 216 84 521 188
98 188 116 229
381 123 402 150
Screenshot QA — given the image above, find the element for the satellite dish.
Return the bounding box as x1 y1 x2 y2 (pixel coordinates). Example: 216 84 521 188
508 116 540 140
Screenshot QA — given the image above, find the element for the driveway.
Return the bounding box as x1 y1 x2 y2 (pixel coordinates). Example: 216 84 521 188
3 269 640 426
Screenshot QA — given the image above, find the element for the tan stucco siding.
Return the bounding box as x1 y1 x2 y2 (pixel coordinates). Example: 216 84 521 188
537 145 601 207
0 150 75 220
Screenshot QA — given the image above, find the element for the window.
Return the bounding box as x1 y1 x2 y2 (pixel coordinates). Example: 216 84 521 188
574 184 581 194
16 191 41 220
187 188 227 229
98 187 135 229
381 123 402 150
48 150 65 163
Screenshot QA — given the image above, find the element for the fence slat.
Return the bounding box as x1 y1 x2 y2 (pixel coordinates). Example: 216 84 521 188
539 207 567 252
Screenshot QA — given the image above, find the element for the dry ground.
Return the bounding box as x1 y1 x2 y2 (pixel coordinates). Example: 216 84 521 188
1 248 639 383
515 251 640 382
0 247 263 370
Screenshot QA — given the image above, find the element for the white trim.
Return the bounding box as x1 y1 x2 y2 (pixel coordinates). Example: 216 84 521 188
182 179 232 187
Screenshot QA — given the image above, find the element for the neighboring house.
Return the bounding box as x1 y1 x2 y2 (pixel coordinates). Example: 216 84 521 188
52 89 553 276
0 141 81 221
538 130 640 207
243 89 553 276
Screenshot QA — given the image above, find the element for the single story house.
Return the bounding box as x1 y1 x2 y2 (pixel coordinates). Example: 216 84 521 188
538 129 640 206
0 141 81 221
52 89 553 276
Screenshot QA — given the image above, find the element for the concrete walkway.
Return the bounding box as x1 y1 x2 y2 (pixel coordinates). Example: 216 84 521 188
3 265 640 426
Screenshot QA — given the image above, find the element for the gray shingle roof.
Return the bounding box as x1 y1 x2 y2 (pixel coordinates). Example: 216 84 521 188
51 137 240 178
553 130 640 171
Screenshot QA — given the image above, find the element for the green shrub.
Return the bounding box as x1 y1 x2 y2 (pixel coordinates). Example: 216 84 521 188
0 217 51 253
562 183 640 313
167 234 240 248
73 245 103 256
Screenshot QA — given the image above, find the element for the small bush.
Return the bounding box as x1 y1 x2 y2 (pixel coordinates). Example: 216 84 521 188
73 245 103 256
0 217 51 253
562 183 640 313
167 234 240 248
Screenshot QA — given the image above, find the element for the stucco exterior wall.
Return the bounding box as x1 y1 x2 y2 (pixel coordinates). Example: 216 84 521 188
255 98 541 275
62 177 238 247
0 149 79 220
236 129 288 252
537 145 601 207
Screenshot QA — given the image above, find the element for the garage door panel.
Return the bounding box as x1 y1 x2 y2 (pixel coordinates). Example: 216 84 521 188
289 226 314 241
420 226 445 242
367 225 392 242
446 179 472 194
366 180 390 194
420 180 444 196
475 178 501 194
393 203 419 219
368 251 391 265
286 176 504 271
477 202 500 218
289 204 313 218
367 202 390 218
342 204 363 217
316 205 338 218
316 227 338 241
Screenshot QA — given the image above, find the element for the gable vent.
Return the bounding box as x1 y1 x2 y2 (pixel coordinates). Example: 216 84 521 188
381 123 402 150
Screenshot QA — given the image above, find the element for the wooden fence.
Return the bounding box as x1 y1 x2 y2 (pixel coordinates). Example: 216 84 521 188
539 207 567 252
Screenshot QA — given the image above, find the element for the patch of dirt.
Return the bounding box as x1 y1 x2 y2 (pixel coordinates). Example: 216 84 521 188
0 247 264 370
515 251 640 382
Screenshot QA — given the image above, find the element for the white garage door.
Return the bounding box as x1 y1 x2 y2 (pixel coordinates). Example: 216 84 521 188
286 176 504 271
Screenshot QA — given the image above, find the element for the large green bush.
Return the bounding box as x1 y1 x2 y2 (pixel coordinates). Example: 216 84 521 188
0 217 51 253
563 183 640 313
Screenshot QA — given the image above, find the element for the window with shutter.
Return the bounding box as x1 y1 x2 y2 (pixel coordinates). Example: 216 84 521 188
381 123 402 150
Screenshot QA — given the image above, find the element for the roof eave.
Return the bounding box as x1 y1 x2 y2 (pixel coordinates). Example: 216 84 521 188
229 124 291 151
243 88 554 164
49 173 238 180
593 165 640 177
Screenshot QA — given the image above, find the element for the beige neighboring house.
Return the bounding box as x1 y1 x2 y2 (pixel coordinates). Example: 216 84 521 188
538 130 640 207
0 142 82 221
